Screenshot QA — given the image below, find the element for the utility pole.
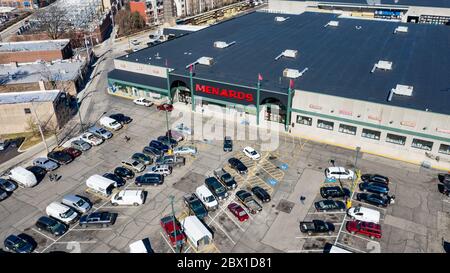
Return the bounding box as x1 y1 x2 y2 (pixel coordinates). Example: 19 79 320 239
30 99 49 153
169 195 179 253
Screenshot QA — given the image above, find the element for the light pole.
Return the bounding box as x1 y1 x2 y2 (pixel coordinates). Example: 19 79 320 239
30 99 49 153
169 195 179 253
347 146 361 209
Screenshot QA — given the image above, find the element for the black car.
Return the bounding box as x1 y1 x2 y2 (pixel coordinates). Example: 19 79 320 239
103 173 126 187
3 234 35 253
35 216 68 236
251 186 271 203
356 193 390 207
438 173 450 183
314 200 346 212
149 140 170 152
132 152 152 165
223 136 233 152
143 146 163 157
320 186 350 199
205 177 228 201
359 182 389 196
114 167 135 179
47 151 73 165
184 194 208 220
157 136 178 147
361 174 390 185
79 212 118 228
135 173 164 186
109 113 132 124
228 157 248 174
26 166 47 182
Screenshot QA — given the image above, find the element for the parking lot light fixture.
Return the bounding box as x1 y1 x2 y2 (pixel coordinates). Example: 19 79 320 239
169 195 179 253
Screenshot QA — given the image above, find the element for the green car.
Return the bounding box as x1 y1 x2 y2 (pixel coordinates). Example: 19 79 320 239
132 153 152 165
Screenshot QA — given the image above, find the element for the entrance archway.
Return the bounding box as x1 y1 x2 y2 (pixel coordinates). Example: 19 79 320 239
260 97 286 124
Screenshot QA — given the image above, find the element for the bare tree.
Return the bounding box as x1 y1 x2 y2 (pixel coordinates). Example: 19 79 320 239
34 5 69 40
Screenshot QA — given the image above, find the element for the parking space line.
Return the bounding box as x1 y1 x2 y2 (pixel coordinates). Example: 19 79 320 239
31 228 56 242
335 241 366 253
350 200 387 211
209 217 236 245
288 249 324 253
341 231 380 243
71 228 113 231
296 235 337 239
307 211 346 215
54 241 98 244
219 205 246 232
159 232 175 253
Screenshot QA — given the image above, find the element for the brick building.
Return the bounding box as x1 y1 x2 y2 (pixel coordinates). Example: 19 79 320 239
0 0 54 9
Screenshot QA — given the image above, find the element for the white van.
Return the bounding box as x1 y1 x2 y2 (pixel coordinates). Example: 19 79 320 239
195 185 218 211
9 166 37 188
86 174 116 196
347 206 381 224
325 167 355 180
46 202 79 224
99 116 122 131
111 190 145 206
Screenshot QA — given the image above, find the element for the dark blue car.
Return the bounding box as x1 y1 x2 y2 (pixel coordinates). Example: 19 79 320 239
359 182 389 196
4 234 35 253
356 193 390 207
149 140 169 153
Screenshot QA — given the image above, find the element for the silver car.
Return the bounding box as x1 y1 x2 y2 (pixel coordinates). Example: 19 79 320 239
88 126 113 140
121 159 146 173
0 178 17 192
61 194 91 214
33 157 59 171
173 145 197 156
71 140 91 151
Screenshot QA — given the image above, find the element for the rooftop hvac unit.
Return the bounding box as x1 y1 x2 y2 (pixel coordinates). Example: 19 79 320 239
275 49 298 60
324 20 339 27
394 26 408 33
197 57 213 66
213 41 236 49
274 16 289 22
388 84 413 101
371 60 393 73
283 68 308 79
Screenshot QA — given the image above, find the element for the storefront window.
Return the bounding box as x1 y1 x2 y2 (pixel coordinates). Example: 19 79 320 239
338 124 357 135
296 115 312 126
438 144 450 155
411 138 433 151
386 133 406 145
362 128 381 140
317 119 334 130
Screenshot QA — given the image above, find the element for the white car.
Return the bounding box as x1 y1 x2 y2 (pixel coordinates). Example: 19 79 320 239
111 190 145 206
347 206 380 224
174 123 193 135
80 132 104 146
325 167 355 180
173 145 197 156
147 164 172 176
133 98 153 107
243 146 261 160
131 39 140 45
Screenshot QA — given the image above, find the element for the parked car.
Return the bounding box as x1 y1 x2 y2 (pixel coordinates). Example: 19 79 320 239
63 147 82 158
143 146 163 157
25 166 46 182
320 186 350 199
227 203 249 222
46 202 79 225
223 136 233 152
235 190 262 214
80 132 104 146
114 167 135 179
173 145 197 156
438 173 450 184
88 126 113 140
155 155 186 168
9 167 37 188
251 186 271 203
109 113 132 124
35 216 68 237
132 153 152 165
103 173 126 187
359 182 389 196
157 136 178 147
33 157 59 171
183 193 208 220
133 97 153 107
61 194 92 213
196 185 219 211
173 123 192 135
3 234 35 253
79 212 118 228
346 220 382 239
121 159 146 173
135 173 164 186
157 103 174 112
71 139 91 151
0 189 8 201
325 167 355 180
166 130 184 142
314 200 346 212
361 174 390 185
0 139 9 151
347 206 380 224
160 215 186 247
205 177 228 201
356 193 390 207
243 146 261 160
228 157 248 174
47 151 73 165
300 220 335 236
213 168 237 190
0 178 17 192
147 164 172 176
99 116 122 131
149 140 170 153
111 190 145 206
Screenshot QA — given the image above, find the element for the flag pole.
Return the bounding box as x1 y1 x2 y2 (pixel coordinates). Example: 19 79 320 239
256 78 261 126
286 79 294 131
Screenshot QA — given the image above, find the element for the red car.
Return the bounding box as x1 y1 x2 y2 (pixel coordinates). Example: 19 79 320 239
346 220 382 239
160 215 186 247
63 147 82 158
227 202 249 222
157 104 174 112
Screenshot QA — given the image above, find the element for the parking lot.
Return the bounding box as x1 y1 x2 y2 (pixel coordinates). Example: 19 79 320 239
0 96 448 253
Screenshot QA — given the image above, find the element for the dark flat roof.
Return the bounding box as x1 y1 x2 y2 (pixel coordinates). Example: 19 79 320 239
117 11 450 115
294 0 450 8
108 69 167 90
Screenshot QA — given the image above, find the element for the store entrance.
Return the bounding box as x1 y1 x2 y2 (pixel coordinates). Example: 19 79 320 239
261 98 286 124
